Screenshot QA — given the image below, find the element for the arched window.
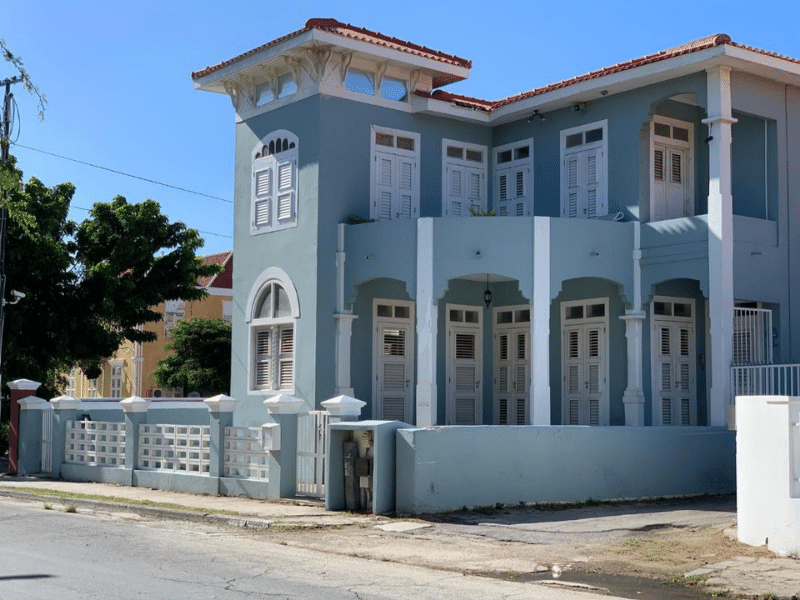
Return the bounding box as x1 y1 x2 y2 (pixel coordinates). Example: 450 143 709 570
248 268 299 393
251 130 298 234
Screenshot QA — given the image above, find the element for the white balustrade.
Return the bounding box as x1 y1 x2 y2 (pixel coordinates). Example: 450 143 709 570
223 427 269 480
65 420 126 467
138 424 210 473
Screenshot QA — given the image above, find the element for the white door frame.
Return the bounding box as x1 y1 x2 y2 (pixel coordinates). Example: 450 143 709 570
493 305 531 424
650 296 696 425
446 303 483 425
372 299 415 423
560 297 609 425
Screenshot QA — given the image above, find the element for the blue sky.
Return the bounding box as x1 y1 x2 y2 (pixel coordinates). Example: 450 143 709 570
4 0 799 256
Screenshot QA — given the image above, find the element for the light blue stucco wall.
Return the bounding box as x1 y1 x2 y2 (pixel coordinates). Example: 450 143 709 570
395 426 735 514
231 96 322 425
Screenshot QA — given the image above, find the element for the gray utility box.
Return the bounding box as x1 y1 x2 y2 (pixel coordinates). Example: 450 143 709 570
325 420 409 514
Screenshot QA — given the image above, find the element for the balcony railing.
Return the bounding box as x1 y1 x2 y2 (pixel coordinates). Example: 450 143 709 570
733 307 773 366
732 364 800 399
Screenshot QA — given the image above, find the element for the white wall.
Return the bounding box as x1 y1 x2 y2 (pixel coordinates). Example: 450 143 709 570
736 395 800 557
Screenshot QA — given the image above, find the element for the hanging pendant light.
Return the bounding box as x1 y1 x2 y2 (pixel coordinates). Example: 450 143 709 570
484 275 492 309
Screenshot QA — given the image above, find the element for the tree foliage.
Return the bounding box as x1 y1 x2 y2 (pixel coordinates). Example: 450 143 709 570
152 317 231 396
0 157 221 396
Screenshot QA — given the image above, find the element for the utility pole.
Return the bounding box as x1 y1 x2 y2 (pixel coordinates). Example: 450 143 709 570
0 76 24 392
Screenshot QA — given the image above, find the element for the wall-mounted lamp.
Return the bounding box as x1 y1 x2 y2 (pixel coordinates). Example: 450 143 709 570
704 123 713 144
589 250 600 257
475 250 482 259
573 102 587 112
484 275 492 309
527 109 545 123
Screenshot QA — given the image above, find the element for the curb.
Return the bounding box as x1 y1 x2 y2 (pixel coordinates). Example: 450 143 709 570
0 488 275 530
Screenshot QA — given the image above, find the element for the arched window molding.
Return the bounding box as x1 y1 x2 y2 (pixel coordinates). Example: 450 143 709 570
251 130 299 235
247 268 299 394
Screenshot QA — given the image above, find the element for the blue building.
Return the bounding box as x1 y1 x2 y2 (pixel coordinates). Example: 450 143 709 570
193 19 798 430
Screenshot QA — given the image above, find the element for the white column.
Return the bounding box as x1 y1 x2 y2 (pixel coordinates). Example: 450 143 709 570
416 218 437 427
334 224 357 396
703 66 737 427
621 220 645 426
531 217 551 425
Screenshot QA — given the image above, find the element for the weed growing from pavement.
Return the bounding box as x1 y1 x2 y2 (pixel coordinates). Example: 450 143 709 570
64 504 77 513
12 487 238 516
616 539 687 565
663 573 708 586
43 503 52 510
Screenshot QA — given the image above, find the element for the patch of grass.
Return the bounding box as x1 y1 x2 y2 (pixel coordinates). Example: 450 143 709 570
663 573 708 587
43 503 52 510
64 505 77 513
758 594 779 600
616 540 687 565
11 487 238 516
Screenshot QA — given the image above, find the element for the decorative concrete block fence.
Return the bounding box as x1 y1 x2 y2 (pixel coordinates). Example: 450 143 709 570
11 379 346 501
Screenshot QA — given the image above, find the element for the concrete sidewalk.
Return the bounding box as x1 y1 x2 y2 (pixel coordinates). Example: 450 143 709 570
1 474 798 599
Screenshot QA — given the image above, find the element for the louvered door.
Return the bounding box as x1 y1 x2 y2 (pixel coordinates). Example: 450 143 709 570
373 150 418 220
563 324 605 425
653 145 687 221
655 322 694 425
562 148 605 219
496 167 530 217
376 323 412 421
495 327 529 425
447 306 483 425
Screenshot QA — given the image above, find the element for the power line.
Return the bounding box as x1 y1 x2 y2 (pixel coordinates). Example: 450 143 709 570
10 142 233 204
72 206 232 239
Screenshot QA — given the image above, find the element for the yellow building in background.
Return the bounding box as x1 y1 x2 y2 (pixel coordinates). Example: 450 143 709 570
67 251 233 399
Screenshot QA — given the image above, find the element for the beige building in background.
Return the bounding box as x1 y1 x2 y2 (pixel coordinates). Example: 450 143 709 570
66 251 233 399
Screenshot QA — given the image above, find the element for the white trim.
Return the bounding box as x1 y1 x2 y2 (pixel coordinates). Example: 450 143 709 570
415 218 437 426
246 267 300 322
650 296 696 426
649 115 695 221
246 268 299 396
441 138 488 217
445 303 483 425
531 217 551 425
251 130 299 235
205 287 233 297
560 297 610 426
370 125 420 220
560 120 608 219
372 299 415 423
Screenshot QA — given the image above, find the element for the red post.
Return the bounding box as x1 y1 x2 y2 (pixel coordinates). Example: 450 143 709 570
7 379 40 475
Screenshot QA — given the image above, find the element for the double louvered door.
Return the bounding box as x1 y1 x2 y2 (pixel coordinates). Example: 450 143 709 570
495 327 529 425
563 324 605 425
654 322 694 425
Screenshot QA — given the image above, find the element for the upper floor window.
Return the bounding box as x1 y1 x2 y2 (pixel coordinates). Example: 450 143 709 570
345 69 408 103
110 360 123 399
164 299 185 338
442 139 487 217
560 121 607 219
247 268 300 395
494 140 533 217
650 116 694 221
370 126 419 220
251 131 298 234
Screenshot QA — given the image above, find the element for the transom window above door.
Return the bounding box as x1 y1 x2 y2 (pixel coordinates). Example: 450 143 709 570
370 126 420 220
442 139 487 217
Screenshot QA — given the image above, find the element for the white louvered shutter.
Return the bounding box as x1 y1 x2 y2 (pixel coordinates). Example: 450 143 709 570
255 329 272 389
276 158 295 223
278 326 294 390
253 158 273 228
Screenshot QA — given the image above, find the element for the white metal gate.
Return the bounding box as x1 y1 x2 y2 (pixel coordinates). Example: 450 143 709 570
41 408 53 473
296 411 329 497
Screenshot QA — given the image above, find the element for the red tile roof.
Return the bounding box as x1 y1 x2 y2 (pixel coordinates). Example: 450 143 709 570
196 251 232 289
417 34 737 113
191 18 471 82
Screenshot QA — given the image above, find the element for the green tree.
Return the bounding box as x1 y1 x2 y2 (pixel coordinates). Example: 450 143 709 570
0 157 221 396
152 317 231 396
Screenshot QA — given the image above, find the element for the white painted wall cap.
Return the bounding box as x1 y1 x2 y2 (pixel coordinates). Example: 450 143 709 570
17 396 48 408
204 394 237 412
263 394 305 414
8 379 41 391
120 396 151 413
50 395 81 410
321 395 366 417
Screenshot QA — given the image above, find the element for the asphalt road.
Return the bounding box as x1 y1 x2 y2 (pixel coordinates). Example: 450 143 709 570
0 497 629 600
